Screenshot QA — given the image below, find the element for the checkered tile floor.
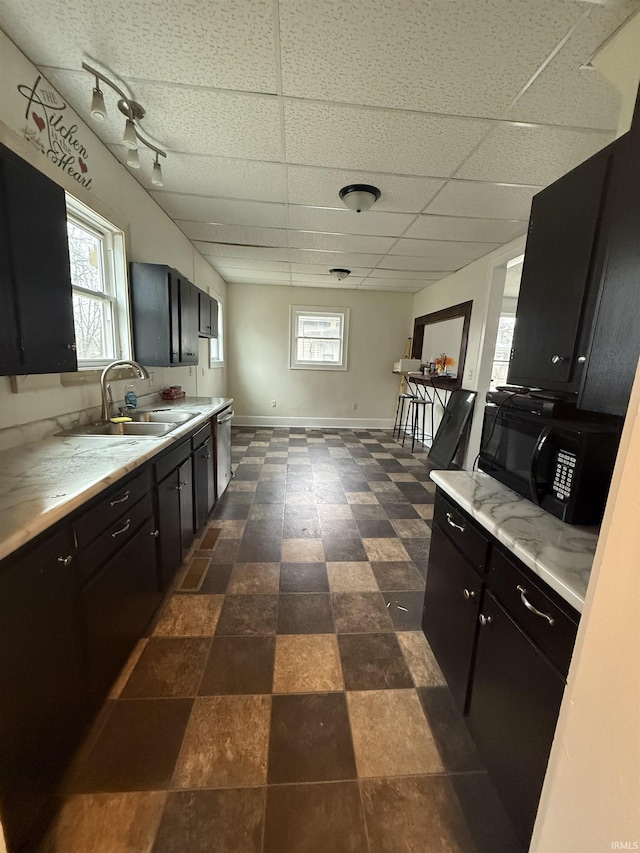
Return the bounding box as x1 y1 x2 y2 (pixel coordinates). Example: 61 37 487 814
43 428 521 853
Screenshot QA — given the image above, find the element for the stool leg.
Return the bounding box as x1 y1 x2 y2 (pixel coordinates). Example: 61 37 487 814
411 403 417 453
393 396 402 438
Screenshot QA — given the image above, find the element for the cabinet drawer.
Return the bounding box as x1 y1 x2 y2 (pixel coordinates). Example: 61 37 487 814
77 492 154 585
154 438 191 483
192 421 211 450
488 549 579 678
75 467 151 550
433 490 488 574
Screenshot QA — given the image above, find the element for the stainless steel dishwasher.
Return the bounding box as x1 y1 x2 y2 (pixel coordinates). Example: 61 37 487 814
215 406 234 499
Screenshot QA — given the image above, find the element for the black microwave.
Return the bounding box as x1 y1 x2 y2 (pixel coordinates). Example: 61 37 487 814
478 404 621 525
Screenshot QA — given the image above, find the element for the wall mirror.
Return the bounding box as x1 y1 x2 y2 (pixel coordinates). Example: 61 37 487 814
411 300 473 389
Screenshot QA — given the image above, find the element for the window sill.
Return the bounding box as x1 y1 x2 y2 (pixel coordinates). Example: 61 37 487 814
209 361 225 370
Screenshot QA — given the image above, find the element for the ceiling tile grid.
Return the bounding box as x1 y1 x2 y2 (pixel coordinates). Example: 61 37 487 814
0 0 634 293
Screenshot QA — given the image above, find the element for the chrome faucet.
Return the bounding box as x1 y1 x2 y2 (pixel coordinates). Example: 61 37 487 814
100 359 150 421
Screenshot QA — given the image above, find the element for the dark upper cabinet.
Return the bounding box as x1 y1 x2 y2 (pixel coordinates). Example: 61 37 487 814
0 142 77 376
198 290 218 338
129 262 199 367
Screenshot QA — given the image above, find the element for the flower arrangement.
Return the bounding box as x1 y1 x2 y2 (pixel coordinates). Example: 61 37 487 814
434 352 456 375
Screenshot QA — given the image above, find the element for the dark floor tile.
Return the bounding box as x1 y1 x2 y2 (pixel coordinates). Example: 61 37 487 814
216 594 278 636
332 592 394 633
233 465 262 481
383 591 425 630
403 538 432 563
370 560 425 591
322 538 368 562
338 633 413 690
67 699 192 793
154 788 265 853
121 639 210 699
279 562 329 592
451 772 525 853
362 470 392 482
350 504 388 520
277 594 334 634
355 519 397 538
268 693 356 783
361 776 475 853
242 520 284 541
284 505 319 521
376 459 405 472
199 636 275 695
380 501 420 519
253 484 286 504
209 540 240 563
199 562 233 593
338 477 371 492
236 536 282 562
395 483 432 504
283 517 322 538
417 686 483 772
320 518 360 538
314 486 347 505
211 502 250 520
264 782 368 853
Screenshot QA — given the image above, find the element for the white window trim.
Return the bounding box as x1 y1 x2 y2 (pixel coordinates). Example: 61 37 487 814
290 305 349 371
209 296 225 369
66 195 131 370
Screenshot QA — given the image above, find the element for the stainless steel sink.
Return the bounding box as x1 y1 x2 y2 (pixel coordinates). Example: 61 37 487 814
128 410 198 424
55 421 178 438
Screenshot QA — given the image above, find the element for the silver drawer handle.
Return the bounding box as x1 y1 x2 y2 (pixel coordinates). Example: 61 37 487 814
109 490 130 507
551 355 567 364
57 555 73 567
446 512 465 532
479 614 492 627
111 518 131 538
463 588 476 601
517 585 555 626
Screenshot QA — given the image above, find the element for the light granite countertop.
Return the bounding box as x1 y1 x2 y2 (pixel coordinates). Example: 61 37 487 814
431 470 599 613
0 397 233 563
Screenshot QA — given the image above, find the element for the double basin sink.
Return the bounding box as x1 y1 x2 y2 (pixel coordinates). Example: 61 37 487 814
56 409 200 439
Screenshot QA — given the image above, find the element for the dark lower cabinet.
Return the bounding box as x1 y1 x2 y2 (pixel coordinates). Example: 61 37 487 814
0 525 88 852
467 592 566 846
178 457 194 558
422 524 483 711
157 469 183 590
193 435 215 532
81 519 162 706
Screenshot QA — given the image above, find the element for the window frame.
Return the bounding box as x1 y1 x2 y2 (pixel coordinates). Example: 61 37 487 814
289 305 350 371
209 297 225 368
66 195 131 370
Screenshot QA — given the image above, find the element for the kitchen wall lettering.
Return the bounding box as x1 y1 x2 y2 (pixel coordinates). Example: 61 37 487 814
17 75 93 189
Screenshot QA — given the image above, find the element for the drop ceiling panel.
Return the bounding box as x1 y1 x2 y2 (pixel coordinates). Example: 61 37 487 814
278 0 583 117
194 244 292 262
404 214 528 243
288 232 396 254
143 156 287 201
291 273 366 286
284 101 492 176
365 275 446 288
457 124 613 186
377 256 469 272
161 197 286 228
224 269 292 284
0 0 276 91
427 181 541 221
389 239 500 259
214 259 291 272
290 264 372 276
359 282 425 292
178 223 289 248
286 206 415 237
286 250 384 267
368 269 445 281
286 166 445 212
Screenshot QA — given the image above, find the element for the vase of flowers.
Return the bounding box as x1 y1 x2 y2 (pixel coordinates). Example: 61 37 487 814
434 353 455 376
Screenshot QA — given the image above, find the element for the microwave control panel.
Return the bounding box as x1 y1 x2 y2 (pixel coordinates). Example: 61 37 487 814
553 450 577 501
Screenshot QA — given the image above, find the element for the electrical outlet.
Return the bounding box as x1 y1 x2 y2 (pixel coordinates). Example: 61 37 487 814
352 402 358 410
271 400 277 408
466 368 473 381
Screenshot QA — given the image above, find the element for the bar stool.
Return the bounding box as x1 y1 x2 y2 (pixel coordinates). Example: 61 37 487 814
393 392 417 440
404 396 435 452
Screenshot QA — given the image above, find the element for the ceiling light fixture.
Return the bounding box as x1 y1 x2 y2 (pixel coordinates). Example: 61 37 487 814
330 268 351 281
339 184 381 213
82 61 167 179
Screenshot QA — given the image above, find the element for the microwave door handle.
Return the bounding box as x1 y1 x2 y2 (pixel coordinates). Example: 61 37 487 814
529 426 552 505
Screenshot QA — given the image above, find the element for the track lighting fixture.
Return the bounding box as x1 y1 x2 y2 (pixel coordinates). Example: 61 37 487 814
329 268 351 281
339 184 381 213
82 61 167 180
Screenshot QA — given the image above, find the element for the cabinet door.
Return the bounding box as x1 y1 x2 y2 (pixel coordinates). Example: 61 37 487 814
422 523 483 711
82 520 161 706
508 145 610 391
467 592 565 846
157 469 182 590
130 263 172 367
169 269 181 365
0 142 77 375
198 290 213 337
178 456 195 556
179 278 199 364
0 526 87 851
193 437 214 531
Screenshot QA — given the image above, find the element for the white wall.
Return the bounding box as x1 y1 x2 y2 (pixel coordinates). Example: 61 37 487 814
593 10 640 138
411 236 526 465
227 283 413 427
0 30 227 433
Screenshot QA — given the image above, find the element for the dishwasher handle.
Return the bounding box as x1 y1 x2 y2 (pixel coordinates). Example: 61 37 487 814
217 409 235 424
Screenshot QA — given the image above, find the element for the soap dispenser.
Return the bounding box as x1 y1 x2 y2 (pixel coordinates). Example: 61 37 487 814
124 383 138 409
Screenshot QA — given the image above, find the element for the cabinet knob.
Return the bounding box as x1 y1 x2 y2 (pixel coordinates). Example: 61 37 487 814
150 529 160 538
204 453 211 459
551 355 567 364
67 343 77 351
180 480 188 486
462 588 476 601
479 614 493 627
577 355 586 364
57 554 73 567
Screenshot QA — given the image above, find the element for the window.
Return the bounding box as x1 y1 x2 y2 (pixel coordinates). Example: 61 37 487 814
66 197 130 368
210 299 224 367
290 306 349 370
490 315 516 389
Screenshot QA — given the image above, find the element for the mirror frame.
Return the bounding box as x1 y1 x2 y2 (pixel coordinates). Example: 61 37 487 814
410 300 473 390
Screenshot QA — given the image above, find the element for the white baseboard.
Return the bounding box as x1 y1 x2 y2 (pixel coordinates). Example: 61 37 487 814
233 415 394 430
